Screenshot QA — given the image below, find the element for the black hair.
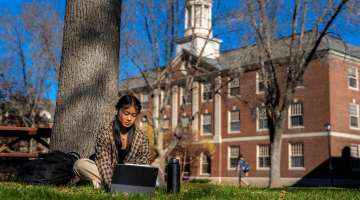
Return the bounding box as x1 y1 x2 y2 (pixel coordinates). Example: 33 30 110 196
238 154 243 159
113 95 142 150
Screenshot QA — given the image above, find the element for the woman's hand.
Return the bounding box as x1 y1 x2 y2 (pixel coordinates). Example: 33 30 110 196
245 172 249 176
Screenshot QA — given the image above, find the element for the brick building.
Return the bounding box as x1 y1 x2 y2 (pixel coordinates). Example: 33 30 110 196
120 0 360 186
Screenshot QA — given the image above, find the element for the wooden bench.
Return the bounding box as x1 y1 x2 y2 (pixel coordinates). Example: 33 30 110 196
0 126 52 158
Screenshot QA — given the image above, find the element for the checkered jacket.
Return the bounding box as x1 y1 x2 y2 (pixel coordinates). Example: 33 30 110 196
94 122 150 190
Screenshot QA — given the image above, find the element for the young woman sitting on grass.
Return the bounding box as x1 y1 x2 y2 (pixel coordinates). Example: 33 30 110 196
73 95 151 191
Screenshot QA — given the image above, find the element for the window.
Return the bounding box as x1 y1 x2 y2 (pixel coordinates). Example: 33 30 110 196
229 146 240 169
142 94 149 108
161 91 170 107
181 87 191 104
229 110 240 133
351 144 360 170
290 143 304 168
349 66 358 89
141 121 149 132
163 119 169 133
202 83 212 101
298 78 304 87
256 72 264 93
202 114 212 134
229 77 240 97
201 154 211 174
257 107 268 130
350 104 359 128
181 117 190 127
289 103 304 127
258 145 270 168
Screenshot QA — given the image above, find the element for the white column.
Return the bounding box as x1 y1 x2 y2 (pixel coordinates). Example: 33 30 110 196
213 76 222 141
208 5 212 26
201 5 205 28
172 86 178 129
191 5 195 28
192 82 199 140
154 89 159 128
185 7 188 30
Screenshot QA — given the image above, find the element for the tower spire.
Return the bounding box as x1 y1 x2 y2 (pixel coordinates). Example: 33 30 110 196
184 0 212 37
176 0 222 59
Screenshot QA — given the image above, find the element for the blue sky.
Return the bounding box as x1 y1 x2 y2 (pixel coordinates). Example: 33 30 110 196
2 0 360 101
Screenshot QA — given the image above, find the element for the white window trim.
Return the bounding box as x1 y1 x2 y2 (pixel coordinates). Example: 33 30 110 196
181 116 190 127
228 77 241 98
288 143 305 170
349 103 360 130
228 110 241 134
201 113 212 135
201 82 213 102
256 72 265 94
350 143 360 172
141 93 150 110
256 145 270 170
256 107 268 132
288 103 305 129
161 90 171 108
199 152 211 175
348 66 359 91
161 119 170 134
180 87 191 105
227 146 240 170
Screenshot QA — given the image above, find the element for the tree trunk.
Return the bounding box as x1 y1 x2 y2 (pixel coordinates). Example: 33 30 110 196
269 121 284 188
180 150 187 181
158 153 166 185
50 0 121 157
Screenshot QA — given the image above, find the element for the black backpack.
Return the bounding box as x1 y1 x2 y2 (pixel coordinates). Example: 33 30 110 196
16 150 80 186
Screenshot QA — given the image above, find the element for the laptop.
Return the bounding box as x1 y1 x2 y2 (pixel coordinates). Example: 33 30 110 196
110 164 159 196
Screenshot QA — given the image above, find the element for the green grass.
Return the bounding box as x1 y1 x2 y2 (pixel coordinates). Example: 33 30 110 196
0 182 359 199
189 178 212 183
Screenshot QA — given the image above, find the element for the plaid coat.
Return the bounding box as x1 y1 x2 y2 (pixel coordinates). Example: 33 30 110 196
94 122 151 190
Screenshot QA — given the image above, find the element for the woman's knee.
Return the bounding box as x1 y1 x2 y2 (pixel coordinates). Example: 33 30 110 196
73 158 91 172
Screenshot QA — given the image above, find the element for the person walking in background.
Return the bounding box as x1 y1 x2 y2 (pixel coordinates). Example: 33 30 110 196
151 157 164 186
235 154 251 188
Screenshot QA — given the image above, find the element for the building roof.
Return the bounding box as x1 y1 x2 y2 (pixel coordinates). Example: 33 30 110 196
119 34 360 92
221 34 360 69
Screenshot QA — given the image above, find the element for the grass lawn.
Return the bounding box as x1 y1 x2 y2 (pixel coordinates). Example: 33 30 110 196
0 182 359 199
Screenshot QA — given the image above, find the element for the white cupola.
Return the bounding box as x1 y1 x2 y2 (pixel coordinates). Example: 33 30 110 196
176 0 222 59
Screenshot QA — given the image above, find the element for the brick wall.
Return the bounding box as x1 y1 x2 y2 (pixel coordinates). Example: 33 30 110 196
131 56 360 183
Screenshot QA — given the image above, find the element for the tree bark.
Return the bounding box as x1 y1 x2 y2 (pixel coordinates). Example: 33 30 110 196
158 153 166 185
269 121 285 188
50 0 121 157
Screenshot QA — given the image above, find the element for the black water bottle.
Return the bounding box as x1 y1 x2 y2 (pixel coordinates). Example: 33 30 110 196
167 158 180 194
